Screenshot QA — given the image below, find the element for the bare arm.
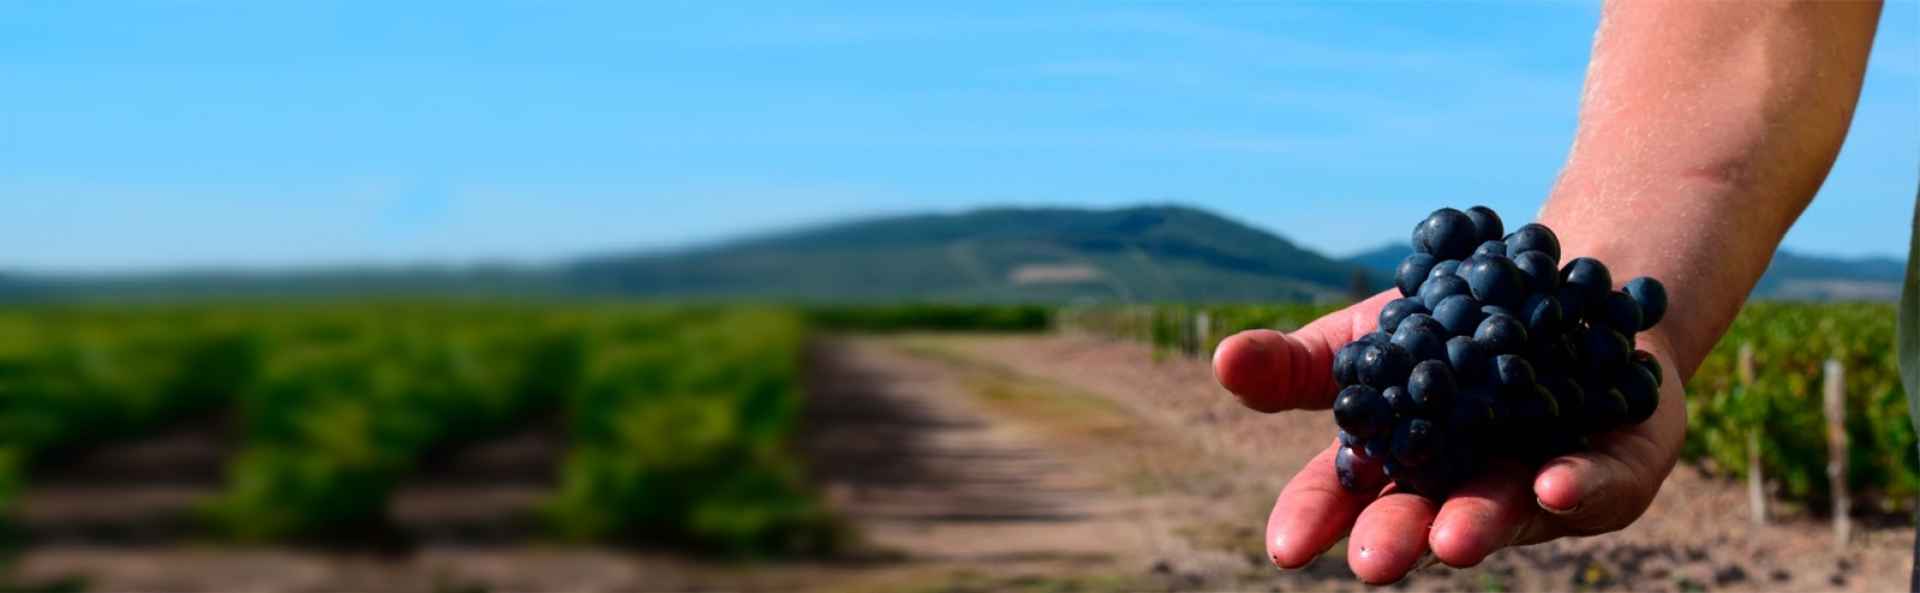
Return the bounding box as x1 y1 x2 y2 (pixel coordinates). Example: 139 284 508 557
1213 0 1885 584
1544 0 1883 378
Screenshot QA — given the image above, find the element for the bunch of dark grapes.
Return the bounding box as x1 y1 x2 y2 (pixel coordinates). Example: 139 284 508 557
1330 206 1669 498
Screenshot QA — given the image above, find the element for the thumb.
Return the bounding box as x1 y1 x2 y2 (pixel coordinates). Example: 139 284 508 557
1212 290 1398 412
1525 429 1671 538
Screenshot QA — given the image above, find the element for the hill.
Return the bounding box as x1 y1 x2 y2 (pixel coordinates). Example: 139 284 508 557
565 206 1360 302
1343 243 1904 302
2 205 1899 303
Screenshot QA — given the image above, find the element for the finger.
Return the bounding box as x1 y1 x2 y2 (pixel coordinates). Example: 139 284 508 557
1346 490 1439 585
1531 425 1672 535
1429 461 1538 567
1266 442 1376 568
1212 290 1399 412
1532 378 1685 536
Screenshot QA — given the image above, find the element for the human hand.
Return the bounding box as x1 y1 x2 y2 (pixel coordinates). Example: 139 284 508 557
1212 289 1686 584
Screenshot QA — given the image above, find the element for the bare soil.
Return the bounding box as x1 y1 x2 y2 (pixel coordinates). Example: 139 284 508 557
3 333 1911 592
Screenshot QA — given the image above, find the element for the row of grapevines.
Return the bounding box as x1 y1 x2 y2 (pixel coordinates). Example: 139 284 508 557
0 307 260 523
546 307 838 556
1685 302 1916 510
205 304 584 540
0 303 831 551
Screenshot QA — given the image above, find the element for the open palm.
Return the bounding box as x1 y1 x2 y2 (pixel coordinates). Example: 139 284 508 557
1212 290 1688 584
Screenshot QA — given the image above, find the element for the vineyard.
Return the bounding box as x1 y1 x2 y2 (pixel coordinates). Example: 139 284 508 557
0 304 845 555
0 299 1906 570
1061 301 1918 512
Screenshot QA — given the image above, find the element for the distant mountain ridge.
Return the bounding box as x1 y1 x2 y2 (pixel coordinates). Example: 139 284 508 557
565 205 1361 302
1343 242 1904 302
0 205 1901 303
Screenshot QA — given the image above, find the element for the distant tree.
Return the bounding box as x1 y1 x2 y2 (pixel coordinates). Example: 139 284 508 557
1348 269 1372 302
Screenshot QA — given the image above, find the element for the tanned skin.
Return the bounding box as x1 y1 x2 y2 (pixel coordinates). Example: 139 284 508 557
1212 1 1884 583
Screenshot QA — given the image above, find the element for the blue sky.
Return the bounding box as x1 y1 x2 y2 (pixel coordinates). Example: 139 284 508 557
1 2 1915 273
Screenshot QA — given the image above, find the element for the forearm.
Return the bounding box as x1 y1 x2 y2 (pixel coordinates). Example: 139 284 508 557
1540 0 1882 377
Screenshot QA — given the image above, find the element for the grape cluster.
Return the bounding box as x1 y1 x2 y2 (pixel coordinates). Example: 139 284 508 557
1330 206 1669 498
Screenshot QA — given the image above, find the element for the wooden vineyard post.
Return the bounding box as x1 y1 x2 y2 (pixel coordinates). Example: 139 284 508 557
1194 311 1211 359
1739 342 1767 525
1823 358 1851 547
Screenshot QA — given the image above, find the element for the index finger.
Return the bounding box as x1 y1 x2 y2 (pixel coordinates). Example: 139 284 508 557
1213 291 1397 412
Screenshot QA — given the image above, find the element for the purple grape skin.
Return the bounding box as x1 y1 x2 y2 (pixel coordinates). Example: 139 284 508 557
1631 350 1664 387
1332 340 1368 387
1396 253 1438 297
1378 298 1428 336
1406 360 1456 412
1560 257 1613 303
1587 290 1643 334
1334 385 1394 438
1465 205 1504 243
1624 276 1667 330
1416 208 1479 260
1473 240 1508 259
1473 314 1528 355
1513 250 1560 292
1445 336 1487 382
1505 223 1561 262
1619 363 1661 424
1357 342 1415 388
1336 446 1388 492
1432 294 1486 336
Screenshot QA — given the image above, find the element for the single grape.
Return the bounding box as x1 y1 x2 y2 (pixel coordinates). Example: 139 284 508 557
1624 276 1667 330
1619 362 1660 424
1489 353 1536 388
1419 275 1471 310
1334 385 1395 438
1513 250 1559 292
1356 342 1415 388
1631 350 1664 387
1417 208 1479 260
1445 336 1487 382
1378 298 1428 335
1474 313 1528 354
1397 312 1447 337
1396 253 1438 297
1429 259 1462 281
1391 323 1447 364
1560 257 1613 304
1588 290 1643 334
1505 223 1561 262
1432 294 1486 336
1473 240 1508 259
1466 255 1527 308
1519 293 1564 339
1332 340 1368 387
1407 360 1456 412
1465 205 1504 243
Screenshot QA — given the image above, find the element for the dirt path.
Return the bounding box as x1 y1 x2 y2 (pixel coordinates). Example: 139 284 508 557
923 333 1916 592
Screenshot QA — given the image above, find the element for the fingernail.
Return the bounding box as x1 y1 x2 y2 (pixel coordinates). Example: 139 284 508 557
1538 496 1580 515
